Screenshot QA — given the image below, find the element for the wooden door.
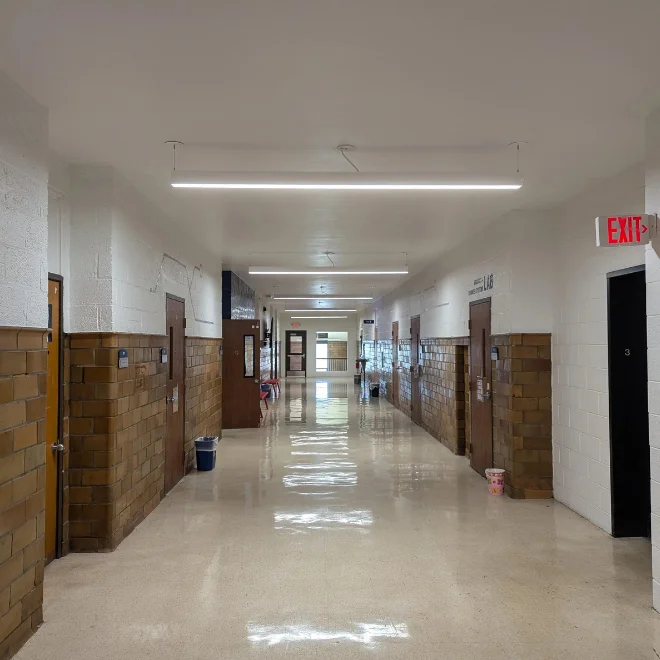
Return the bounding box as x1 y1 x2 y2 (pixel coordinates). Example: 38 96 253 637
165 295 185 493
222 320 261 428
45 277 62 562
469 299 493 476
392 321 399 407
286 331 306 377
410 316 422 425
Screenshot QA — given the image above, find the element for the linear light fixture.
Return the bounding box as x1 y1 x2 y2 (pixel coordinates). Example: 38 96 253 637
274 297 372 300
286 309 357 312
250 266 408 275
171 171 522 191
291 316 348 319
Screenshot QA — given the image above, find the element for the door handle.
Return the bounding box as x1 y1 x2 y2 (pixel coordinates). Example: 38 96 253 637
51 443 65 452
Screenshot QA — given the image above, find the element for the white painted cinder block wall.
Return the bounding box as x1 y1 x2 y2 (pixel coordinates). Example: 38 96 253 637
645 108 660 610
553 165 646 534
112 173 222 338
53 164 222 337
362 210 556 340
0 72 49 328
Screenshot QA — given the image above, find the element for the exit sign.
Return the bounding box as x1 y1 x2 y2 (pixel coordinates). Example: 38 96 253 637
595 215 656 247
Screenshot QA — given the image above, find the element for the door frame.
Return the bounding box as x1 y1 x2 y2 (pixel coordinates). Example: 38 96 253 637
165 293 186 491
286 330 307 377
410 315 422 425
469 297 493 476
392 321 399 408
606 264 649 537
47 273 65 559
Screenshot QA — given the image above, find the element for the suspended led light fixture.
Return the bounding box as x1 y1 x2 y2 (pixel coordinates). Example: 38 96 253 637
274 297 372 300
168 144 524 191
286 309 357 312
171 171 521 190
250 266 408 275
290 316 348 319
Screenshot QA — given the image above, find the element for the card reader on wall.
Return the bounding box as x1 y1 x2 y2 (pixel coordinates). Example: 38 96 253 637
490 347 499 360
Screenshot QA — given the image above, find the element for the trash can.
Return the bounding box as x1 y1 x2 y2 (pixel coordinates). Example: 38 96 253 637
195 436 218 471
260 383 272 399
485 468 505 496
370 384 380 397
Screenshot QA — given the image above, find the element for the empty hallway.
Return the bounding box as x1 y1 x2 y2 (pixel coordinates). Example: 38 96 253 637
16 380 658 660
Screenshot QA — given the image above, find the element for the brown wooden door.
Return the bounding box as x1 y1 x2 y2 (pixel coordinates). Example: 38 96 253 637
392 321 399 407
222 319 261 428
469 299 493 476
410 316 422 425
45 278 62 562
165 295 185 493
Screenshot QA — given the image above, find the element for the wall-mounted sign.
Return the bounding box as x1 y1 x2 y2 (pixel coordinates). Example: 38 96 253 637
362 320 375 341
291 322 300 328
595 215 655 247
118 349 128 369
468 273 494 297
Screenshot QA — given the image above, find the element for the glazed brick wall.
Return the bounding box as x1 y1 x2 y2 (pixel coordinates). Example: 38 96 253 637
0 329 48 658
491 333 553 499
260 345 272 382
420 338 469 455
464 350 471 459
375 340 393 401
184 338 222 471
67 333 167 552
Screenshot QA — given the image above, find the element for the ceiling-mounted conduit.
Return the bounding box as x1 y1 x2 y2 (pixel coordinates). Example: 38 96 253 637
149 253 214 325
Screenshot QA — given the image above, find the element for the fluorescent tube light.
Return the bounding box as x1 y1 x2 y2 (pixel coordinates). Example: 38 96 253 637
274 297 372 300
250 267 408 275
286 309 357 313
171 171 522 191
290 316 348 319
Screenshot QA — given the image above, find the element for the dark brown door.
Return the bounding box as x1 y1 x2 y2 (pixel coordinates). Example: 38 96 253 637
410 316 422 425
46 277 63 562
469 299 493 476
286 331 306 377
165 295 185 492
223 319 261 428
392 321 399 408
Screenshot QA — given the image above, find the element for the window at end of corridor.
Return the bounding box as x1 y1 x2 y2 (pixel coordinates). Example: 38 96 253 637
316 331 348 372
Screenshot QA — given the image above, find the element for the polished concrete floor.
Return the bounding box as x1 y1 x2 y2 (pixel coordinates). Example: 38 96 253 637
18 379 660 659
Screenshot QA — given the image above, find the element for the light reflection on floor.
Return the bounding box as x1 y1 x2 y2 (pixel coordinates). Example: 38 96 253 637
247 621 409 646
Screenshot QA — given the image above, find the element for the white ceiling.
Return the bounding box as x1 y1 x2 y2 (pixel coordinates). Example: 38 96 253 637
2 0 660 310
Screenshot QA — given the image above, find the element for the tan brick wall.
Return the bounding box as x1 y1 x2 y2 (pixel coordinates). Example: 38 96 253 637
328 341 347 359
420 338 469 455
492 333 552 499
0 328 47 657
184 338 222 471
67 333 167 552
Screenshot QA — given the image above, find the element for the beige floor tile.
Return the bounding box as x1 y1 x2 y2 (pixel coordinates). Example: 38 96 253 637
14 378 660 659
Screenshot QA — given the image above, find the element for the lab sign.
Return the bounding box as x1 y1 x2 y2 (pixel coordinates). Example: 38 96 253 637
595 215 655 247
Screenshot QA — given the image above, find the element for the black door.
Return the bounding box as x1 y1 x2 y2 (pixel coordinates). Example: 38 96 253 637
608 266 650 537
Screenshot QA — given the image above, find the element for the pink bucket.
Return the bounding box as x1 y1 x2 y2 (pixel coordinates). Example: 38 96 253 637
485 468 505 496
